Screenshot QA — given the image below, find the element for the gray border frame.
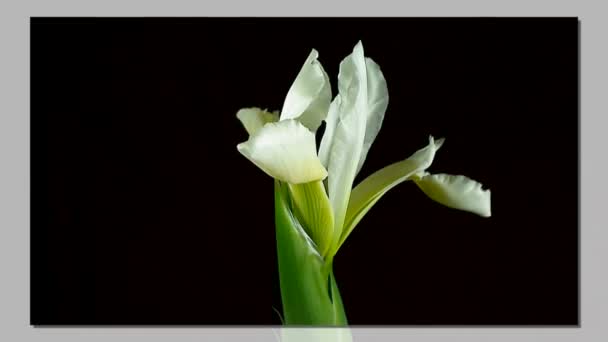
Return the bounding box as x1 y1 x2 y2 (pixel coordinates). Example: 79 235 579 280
3 0 604 341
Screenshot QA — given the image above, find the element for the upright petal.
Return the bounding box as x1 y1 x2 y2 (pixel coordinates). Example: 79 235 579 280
337 136 444 249
355 57 389 175
236 107 279 136
280 49 332 132
319 56 388 175
237 119 328 184
413 173 492 217
318 94 341 168
322 41 369 255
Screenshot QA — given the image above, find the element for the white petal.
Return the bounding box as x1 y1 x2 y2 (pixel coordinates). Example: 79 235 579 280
323 41 369 253
355 57 389 175
337 136 444 249
413 173 492 217
236 107 279 136
280 49 332 132
237 119 327 184
320 57 389 175
318 94 341 168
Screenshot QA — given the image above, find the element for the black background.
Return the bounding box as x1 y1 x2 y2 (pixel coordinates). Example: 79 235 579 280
31 18 579 325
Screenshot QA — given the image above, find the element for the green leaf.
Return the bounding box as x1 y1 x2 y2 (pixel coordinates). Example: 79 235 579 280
275 180 347 326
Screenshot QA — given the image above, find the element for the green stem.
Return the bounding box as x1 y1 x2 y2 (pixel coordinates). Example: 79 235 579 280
274 181 348 326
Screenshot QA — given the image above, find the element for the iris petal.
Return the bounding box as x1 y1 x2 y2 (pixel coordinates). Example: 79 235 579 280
237 119 328 184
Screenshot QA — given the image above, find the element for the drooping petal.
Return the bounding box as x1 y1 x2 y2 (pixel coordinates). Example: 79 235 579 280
355 57 389 175
322 41 369 254
337 136 444 249
236 107 279 136
280 49 332 132
237 119 328 184
413 173 492 217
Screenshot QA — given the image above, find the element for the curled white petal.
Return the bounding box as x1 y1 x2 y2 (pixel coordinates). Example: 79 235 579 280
237 119 327 184
413 173 492 217
236 107 279 136
280 49 332 132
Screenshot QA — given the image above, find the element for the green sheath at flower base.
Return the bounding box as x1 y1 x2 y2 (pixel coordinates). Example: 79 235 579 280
235 40 492 327
274 181 347 326
288 181 334 257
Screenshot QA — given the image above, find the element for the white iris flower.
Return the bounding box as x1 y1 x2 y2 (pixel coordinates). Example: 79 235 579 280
236 41 491 261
